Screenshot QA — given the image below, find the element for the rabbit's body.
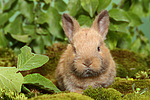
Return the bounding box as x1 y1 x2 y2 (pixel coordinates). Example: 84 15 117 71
56 10 116 94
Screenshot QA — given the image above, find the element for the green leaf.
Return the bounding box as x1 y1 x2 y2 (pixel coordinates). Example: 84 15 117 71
54 0 67 12
19 0 34 23
127 12 142 27
11 34 29 43
142 0 150 13
131 38 141 53
81 0 99 17
109 21 129 33
130 1 145 17
23 73 61 93
3 0 17 11
117 33 132 49
44 0 51 4
0 11 15 26
32 36 45 54
77 15 93 27
23 25 36 38
109 8 130 22
105 31 118 50
97 0 111 13
47 7 64 39
68 0 81 16
36 27 49 35
4 15 23 35
17 46 49 71
0 30 8 47
42 33 52 46
35 4 48 24
0 67 24 93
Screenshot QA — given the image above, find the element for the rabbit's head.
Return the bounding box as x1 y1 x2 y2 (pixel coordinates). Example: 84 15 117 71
62 10 111 78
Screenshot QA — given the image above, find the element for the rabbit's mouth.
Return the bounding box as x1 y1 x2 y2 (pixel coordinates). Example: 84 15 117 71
72 67 100 78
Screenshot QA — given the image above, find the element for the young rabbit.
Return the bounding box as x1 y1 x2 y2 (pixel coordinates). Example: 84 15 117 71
56 10 116 94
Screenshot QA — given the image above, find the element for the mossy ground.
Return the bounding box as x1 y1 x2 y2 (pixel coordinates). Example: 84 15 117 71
111 48 149 78
29 92 93 100
0 47 16 67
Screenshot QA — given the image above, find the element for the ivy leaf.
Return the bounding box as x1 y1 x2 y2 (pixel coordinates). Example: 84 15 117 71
127 12 142 27
3 0 17 11
117 33 132 49
97 0 111 13
77 15 93 27
109 21 129 33
19 0 34 23
131 38 141 53
23 73 61 93
109 8 130 22
0 11 15 26
4 15 23 35
105 31 118 50
130 1 145 17
32 36 45 54
23 25 36 39
11 34 29 43
35 4 48 24
47 7 64 39
0 67 24 93
54 0 67 12
81 0 99 17
17 46 49 71
0 30 8 47
68 0 81 16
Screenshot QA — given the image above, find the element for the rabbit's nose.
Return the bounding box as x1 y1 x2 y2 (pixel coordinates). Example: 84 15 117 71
83 59 92 67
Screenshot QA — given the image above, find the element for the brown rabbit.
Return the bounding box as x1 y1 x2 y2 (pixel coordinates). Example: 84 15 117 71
56 10 116 94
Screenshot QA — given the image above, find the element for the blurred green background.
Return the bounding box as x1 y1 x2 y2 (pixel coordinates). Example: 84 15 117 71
0 0 150 56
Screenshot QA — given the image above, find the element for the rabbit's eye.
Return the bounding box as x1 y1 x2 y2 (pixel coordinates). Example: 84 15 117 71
97 46 101 52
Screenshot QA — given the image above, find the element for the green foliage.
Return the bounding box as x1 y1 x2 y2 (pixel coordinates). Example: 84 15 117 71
0 67 24 93
17 46 49 71
0 0 149 54
23 73 61 93
0 46 60 99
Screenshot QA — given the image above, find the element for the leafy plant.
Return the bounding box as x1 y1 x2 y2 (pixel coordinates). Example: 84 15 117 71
0 46 61 99
0 0 149 55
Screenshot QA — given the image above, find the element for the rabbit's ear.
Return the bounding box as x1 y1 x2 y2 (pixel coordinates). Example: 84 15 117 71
91 10 109 40
62 13 80 43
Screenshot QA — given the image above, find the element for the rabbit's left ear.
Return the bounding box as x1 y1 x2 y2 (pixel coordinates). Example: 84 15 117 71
62 13 80 43
91 10 109 40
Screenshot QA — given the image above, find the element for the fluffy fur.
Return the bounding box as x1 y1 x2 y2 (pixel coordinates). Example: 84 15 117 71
55 10 116 94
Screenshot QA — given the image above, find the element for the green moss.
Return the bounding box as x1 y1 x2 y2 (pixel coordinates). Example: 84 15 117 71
0 88 27 100
0 47 16 67
29 92 93 100
123 93 150 100
109 78 150 94
83 87 122 100
111 48 148 78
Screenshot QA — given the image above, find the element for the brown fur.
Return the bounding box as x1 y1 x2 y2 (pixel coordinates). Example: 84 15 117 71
55 10 116 94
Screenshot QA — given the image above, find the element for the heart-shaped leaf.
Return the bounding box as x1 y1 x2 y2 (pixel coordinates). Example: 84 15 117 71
17 46 49 71
0 67 24 93
81 0 99 17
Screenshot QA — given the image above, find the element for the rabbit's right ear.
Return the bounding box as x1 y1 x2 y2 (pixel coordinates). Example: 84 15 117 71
62 13 80 43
